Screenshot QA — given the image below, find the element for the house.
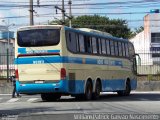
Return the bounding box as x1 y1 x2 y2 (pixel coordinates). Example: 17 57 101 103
130 9 160 75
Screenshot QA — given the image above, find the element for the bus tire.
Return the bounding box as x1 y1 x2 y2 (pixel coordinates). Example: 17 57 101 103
41 93 61 101
84 81 93 100
117 81 131 96
93 80 101 100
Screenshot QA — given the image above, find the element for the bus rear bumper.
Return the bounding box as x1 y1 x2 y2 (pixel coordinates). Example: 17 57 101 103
16 80 68 94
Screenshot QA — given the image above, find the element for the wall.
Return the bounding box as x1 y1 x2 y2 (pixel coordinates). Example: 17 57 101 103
0 80 13 94
137 80 160 91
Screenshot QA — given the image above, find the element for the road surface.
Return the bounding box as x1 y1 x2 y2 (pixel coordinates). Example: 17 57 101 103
0 92 160 120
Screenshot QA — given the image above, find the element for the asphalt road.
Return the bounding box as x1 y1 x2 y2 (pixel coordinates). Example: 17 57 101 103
0 92 160 120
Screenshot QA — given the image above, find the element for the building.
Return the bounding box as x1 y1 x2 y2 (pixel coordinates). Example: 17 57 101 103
0 25 15 78
130 9 160 75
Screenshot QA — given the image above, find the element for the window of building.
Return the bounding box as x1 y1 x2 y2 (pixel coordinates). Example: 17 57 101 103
152 53 160 57
151 33 160 43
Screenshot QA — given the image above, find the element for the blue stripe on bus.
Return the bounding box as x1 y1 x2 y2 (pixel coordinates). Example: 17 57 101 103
14 56 123 66
18 48 60 54
102 79 125 91
85 58 97 64
18 48 26 54
16 79 137 94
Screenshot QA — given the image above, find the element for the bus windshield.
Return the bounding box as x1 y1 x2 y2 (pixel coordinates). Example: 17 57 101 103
17 29 60 47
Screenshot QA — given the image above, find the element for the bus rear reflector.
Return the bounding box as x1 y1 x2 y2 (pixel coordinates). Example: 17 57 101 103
60 68 66 80
15 69 19 79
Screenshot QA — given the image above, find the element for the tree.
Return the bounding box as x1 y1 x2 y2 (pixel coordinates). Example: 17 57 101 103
135 26 144 34
129 26 144 38
50 15 133 39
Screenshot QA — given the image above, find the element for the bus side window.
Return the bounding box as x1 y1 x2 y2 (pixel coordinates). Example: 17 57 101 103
101 39 106 54
84 36 92 54
125 43 129 57
129 43 135 58
114 41 119 56
106 39 110 55
66 31 77 52
92 37 98 54
76 33 80 52
97 38 102 54
122 42 126 57
79 34 85 53
118 42 123 56
110 40 115 56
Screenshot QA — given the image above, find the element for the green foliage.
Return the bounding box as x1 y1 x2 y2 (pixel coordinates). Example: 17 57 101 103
50 15 134 39
130 26 144 38
135 26 144 34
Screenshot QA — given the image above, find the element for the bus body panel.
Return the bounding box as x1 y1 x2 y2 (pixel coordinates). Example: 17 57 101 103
15 25 137 95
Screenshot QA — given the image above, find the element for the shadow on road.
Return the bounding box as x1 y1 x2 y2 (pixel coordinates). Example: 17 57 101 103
55 92 160 102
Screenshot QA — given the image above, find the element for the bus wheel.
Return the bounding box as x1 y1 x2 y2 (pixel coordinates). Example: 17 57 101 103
41 93 61 101
117 81 131 96
93 80 101 100
84 81 93 100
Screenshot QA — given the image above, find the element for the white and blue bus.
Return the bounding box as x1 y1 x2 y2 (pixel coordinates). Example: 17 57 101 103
15 25 137 101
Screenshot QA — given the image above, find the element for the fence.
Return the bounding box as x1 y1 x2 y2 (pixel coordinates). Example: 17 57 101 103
137 52 160 74
0 53 15 80
136 52 160 81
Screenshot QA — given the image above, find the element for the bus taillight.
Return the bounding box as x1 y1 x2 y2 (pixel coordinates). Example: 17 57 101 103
60 68 66 80
15 69 19 79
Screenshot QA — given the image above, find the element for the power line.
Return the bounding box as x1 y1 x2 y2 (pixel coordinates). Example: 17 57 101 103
1 13 160 23
0 0 159 8
0 11 154 20
0 0 159 28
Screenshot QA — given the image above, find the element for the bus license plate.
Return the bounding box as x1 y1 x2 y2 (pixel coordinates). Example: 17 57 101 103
35 81 44 84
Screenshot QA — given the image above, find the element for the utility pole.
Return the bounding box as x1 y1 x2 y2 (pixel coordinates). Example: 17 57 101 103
29 0 34 25
68 0 72 28
62 0 65 25
55 0 72 25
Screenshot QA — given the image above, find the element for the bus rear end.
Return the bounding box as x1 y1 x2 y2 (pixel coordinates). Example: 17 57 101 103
15 25 67 100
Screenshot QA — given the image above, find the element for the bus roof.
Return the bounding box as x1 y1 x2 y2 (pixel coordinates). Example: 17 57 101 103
64 26 129 43
17 25 130 43
17 25 63 31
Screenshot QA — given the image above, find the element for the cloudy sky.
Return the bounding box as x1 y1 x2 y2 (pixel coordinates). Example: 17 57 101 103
0 0 160 31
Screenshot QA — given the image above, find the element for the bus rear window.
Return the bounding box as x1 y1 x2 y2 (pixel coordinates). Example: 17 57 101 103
17 29 60 47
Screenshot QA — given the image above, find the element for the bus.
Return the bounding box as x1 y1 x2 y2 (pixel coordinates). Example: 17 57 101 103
15 25 138 101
